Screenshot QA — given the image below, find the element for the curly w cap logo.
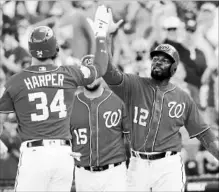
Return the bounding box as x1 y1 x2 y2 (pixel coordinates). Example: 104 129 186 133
103 109 122 128
158 45 174 55
168 101 185 118
81 55 94 66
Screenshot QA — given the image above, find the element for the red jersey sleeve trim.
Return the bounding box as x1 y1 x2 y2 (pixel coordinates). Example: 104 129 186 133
0 111 14 114
190 126 210 138
23 66 60 73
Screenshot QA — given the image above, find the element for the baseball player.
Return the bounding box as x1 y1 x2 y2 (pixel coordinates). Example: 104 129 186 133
95 6 219 192
70 54 130 192
0 12 109 192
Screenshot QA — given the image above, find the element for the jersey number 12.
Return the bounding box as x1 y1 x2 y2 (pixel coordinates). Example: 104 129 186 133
28 89 67 121
133 106 149 126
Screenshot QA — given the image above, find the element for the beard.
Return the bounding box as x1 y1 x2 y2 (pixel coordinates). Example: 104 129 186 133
85 83 100 92
151 67 171 81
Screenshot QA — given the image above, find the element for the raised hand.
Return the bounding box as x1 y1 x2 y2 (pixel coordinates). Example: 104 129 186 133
70 151 82 161
107 8 124 34
94 5 111 37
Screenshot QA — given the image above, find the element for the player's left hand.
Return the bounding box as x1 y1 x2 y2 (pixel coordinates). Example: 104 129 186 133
94 5 111 37
107 8 124 34
205 151 219 165
70 152 82 161
0 140 8 159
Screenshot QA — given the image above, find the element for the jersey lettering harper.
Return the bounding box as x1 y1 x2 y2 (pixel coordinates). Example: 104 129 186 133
0 36 108 141
103 70 209 152
70 89 130 167
0 64 97 141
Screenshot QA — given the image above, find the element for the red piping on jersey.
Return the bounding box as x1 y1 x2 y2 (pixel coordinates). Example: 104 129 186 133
96 91 112 166
180 154 186 192
23 66 60 73
0 110 14 113
151 86 176 151
77 94 93 167
141 85 156 152
190 126 210 138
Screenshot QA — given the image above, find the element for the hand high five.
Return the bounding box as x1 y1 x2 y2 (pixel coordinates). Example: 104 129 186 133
107 8 124 34
94 5 124 36
94 5 111 37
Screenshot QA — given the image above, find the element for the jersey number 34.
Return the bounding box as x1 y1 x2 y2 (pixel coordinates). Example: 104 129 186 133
28 89 67 122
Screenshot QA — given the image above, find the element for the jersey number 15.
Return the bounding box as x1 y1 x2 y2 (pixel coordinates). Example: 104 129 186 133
74 128 87 145
28 89 67 122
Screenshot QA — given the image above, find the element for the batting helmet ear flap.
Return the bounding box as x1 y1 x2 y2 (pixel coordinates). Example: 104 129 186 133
170 62 177 76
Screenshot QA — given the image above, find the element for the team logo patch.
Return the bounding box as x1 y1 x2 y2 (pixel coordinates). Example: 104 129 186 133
39 66 46 71
103 109 122 128
36 50 43 58
81 55 94 66
168 101 185 118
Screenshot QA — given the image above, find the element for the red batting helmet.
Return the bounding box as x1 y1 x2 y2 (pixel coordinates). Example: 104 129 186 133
150 44 180 76
28 26 59 59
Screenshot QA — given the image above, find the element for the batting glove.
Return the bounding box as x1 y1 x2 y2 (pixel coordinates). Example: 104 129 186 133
70 152 82 161
94 5 110 37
